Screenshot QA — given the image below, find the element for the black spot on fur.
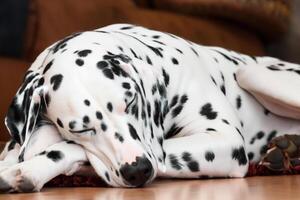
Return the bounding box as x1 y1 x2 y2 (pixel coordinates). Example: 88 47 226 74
267 65 281 71
214 50 239 65
200 103 218 120
162 69 170 86
257 131 265 139
18 149 25 162
115 170 120 177
43 60 53 74
235 127 244 140
102 69 114 79
169 154 182 170
176 48 183 54
101 123 107 132
47 150 64 162
83 116 90 124
75 59 84 66
84 99 90 106
248 152 254 161
130 48 138 58
37 77 45 87
171 57 179 65
69 121 76 129
158 83 166 98
107 102 113 112
50 74 63 91
187 161 200 172
206 128 216 132
122 82 131 89
233 73 237 81
157 137 163 146
222 119 230 125
205 151 215 162
165 123 183 139
190 47 199 57
147 102 151 117
45 93 51 106
96 111 103 120
220 72 225 81
151 85 157 95
180 95 188 104
120 26 134 30
115 132 124 143
66 140 76 144
153 100 161 127
97 61 108 69
170 95 179 108
153 40 165 45
240 121 244 127
57 118 63 128
267 130 277 142
105 172 110 182
220 85 226 95
232 146 247 165
182 152 192 162
172 105 183 118
128 123 140 141
78 49 92 57
146 56 152 65
118 46 124 52
125 91 133 97
8 140 17 151
33 103 39 115
236 95 242 109
211 76 217 85
39 151 46 155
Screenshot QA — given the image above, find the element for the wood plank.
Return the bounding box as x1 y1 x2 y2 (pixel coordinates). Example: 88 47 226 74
1 175 300 200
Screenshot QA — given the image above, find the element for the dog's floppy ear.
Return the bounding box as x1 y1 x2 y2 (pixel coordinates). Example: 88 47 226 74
5 73 46 161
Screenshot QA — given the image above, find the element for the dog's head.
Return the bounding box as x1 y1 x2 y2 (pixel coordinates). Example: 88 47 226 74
40 45 168 187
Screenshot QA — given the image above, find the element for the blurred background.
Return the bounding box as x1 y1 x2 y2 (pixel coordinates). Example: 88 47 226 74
0 0 299 142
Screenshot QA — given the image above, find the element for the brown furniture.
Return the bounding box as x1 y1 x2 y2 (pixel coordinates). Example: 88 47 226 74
0 0 291 142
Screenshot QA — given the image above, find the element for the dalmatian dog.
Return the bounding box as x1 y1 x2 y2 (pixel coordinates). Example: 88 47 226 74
1 24 300 193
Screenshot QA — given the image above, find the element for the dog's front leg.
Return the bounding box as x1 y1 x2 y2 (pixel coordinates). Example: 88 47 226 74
0 141 87 193
0 141 20 173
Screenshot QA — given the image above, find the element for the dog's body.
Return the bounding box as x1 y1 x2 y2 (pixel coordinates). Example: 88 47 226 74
1 24 300 192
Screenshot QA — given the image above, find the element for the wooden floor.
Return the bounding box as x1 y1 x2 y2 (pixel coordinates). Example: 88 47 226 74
1 175 300 200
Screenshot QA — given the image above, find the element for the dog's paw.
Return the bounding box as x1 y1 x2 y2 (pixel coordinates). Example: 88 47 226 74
0 177 13 193
259 134 300 171
0 168 37 193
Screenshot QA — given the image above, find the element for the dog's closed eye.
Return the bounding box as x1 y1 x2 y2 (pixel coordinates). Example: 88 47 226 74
70 128 96 135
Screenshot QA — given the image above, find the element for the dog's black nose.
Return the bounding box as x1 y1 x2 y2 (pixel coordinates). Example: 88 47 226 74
120 156 153 187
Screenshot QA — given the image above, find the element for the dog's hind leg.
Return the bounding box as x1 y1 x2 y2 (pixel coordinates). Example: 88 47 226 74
237 57 300 120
